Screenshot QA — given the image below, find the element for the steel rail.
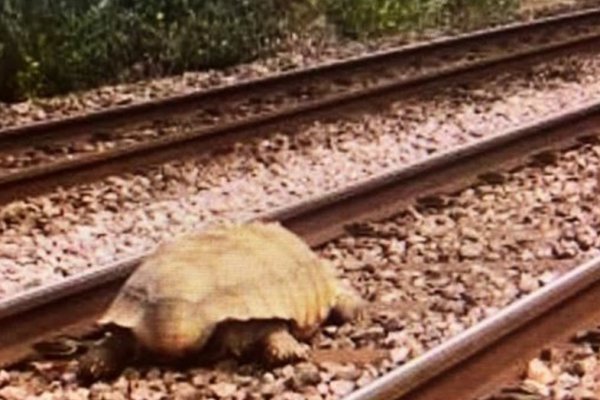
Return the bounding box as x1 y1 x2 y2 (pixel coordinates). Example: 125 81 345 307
1 96 600 370
2 32 600 206
3 7 600 142
347 254 600 400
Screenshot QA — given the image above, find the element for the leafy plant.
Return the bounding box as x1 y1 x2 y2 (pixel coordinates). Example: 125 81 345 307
320 0 519 39
0 0 521 102
0 0 306 101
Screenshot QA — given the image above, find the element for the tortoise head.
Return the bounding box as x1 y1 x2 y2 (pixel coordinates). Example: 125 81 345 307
135 299 211 359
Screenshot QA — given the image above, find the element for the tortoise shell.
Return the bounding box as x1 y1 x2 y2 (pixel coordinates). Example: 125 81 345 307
99 222 344 359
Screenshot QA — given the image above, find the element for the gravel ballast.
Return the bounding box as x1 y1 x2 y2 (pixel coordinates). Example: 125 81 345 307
481 325 600 399
1 115 600 399
1 50 600 297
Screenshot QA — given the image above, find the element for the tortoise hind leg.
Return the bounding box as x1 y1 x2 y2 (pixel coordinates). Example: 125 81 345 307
261 322 308 364
77 326 138 383
205 320 308 365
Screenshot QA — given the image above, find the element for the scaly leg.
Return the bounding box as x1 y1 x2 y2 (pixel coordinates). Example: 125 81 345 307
262 322 308 364
76 327 138 383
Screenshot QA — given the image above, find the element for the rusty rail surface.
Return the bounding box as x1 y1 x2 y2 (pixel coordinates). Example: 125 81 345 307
2 8 600 204
1 97 600 400
349 255 600 400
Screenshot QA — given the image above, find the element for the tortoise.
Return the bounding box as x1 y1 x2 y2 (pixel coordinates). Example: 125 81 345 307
69 222 363 382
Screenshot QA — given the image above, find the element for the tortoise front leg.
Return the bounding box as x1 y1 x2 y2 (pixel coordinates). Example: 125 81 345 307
261 322 309 364
205 320 308 364
77 327 138 383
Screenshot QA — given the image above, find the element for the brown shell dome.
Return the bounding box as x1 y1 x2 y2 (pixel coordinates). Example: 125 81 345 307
99 222 343 358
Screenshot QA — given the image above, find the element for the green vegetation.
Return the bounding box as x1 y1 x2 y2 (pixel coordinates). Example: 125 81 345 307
321 0 520 39
0 0 521 102
0 0 298 101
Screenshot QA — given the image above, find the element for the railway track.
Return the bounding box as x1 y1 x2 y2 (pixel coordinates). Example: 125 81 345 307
2 91 600 398
349 256 600 400
479 322 600 399
5 32 600 300
2 8 600 204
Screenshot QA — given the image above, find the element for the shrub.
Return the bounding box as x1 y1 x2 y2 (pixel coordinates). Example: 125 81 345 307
0 0 302 101
435 0 521 31
0 0 522 102
321 0 520 39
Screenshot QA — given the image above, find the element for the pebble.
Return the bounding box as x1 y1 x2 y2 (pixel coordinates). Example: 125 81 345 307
0 386 28 400
209 382 237 398
0 370 10 386
459 242 484 259
572 387 597 399
526 359 555 385
518 273 540 293
521 379 552 396
329 379 356 396
292 363 322 387
172 382 199 400
320 363 360 381
574 356 597 376
261 380 286 397
556 372 579 389
389 347 410 364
